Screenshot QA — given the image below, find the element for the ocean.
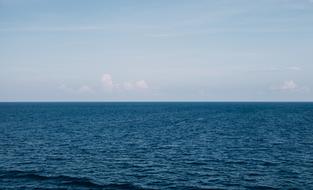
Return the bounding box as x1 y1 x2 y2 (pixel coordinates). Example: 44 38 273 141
0 102 313 189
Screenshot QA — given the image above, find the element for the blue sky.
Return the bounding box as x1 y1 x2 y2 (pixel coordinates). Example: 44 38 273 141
1 0 313 101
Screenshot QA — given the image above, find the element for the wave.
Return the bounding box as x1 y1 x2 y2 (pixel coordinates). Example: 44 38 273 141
0 170 145 189
244 185 279 190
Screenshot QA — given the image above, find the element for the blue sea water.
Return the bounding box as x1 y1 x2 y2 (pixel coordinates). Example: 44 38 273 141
0 102 313 190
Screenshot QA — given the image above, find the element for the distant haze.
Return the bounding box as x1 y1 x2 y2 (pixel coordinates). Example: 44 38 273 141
1 0 313 101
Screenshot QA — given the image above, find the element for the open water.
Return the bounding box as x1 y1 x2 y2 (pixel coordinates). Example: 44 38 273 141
0 102 313 189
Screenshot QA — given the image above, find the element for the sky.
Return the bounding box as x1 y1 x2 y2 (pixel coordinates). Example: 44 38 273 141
1 0 313 101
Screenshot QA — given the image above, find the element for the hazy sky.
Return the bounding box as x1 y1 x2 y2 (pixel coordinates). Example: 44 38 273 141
1 0 313 101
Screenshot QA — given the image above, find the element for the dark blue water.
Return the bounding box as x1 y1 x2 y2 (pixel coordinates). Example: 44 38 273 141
0 102 313 189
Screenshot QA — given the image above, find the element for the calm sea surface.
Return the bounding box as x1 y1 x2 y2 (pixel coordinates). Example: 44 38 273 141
0 102 313 189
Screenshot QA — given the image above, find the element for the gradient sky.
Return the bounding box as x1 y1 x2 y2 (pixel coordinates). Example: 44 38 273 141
1 0 313 101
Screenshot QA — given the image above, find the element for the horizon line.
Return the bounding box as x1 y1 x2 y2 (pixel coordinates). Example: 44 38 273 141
1 100 313 103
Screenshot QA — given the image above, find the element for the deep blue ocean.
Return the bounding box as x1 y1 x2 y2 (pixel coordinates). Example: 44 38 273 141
0 102 313 190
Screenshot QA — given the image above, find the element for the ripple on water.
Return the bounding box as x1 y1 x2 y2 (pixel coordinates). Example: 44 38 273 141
0 170 146 189
1 102 313 189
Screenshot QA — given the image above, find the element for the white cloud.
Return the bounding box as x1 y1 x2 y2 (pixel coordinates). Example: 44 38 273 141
271 80 310 92
101 74 114 89
279 80 297 90
59 84 73 92
101 73 148 91
78 85 94 94
135 80 149 89
122 80 149 90
123 82 134 90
